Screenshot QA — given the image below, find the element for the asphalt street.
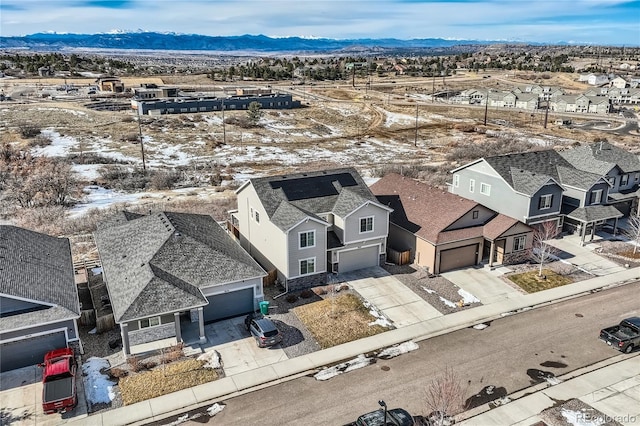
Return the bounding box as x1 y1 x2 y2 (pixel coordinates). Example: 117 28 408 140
152 282 640 426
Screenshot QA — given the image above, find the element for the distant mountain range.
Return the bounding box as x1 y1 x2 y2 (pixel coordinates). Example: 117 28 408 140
0 32 538 53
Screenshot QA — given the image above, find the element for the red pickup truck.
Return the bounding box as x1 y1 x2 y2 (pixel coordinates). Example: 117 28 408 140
40 348 77 414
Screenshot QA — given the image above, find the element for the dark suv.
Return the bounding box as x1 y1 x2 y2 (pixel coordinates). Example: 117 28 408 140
245 314 283 348
355 408 414 426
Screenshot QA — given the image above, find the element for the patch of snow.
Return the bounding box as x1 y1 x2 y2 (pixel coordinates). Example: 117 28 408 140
197 350 222 369
314 354 374 381
32 129 78 157
546 376 563 385
167 414 189 425
384 111 417 127
88 328 97 334
473 323 488 330
377 341 419 359
207 403 225 417
421 286 436 294
82 357 116 405
501 311 516 317
491 396 511 406
68 185 150 218
561 408 604 426
363 301 393 328
439 296 458 308
72 164 103 181
458 289 480 304
91 267 103 275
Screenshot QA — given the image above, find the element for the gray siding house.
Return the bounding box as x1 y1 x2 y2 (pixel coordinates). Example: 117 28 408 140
231 168 392 290
95 211 266 356
451 147 625 245
0 226 81 372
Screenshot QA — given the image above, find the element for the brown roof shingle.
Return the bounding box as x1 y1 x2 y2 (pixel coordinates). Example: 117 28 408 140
370 173 480 244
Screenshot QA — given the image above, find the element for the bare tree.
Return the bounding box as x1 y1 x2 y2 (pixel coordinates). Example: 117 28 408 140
423 366 466 426
530 220 560 277
623 213 640 255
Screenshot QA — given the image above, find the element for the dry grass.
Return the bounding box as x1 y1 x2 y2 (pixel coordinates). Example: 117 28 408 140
119 359 218 405
507 268 573 293
293 293 387 349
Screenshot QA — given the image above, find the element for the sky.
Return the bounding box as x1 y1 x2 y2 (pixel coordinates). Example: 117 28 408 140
1 0 639 46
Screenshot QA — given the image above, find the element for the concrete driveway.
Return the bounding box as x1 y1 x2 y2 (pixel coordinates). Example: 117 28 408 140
440 266 523 305
331 267 443 327
0 364 88 425
546 234 627 276
183 315 288 377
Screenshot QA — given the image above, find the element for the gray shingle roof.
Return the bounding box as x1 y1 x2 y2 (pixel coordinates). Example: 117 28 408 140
555 166 604 190
94 212 266 322
0 226 80 333
558 141 640 175
484 150 569 195
563 205 624 222
248 168 382 231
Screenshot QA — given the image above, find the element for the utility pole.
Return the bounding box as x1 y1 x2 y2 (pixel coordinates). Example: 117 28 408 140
543 100 549 129
483 93 489 126
414 103 419 147
136 103 147 173
221 97 227 145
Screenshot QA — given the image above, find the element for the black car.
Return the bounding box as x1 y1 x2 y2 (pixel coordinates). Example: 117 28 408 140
355 408 414 426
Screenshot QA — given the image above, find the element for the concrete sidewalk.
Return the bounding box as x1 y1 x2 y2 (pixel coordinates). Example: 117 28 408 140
71 266 640 426
458 354 640 426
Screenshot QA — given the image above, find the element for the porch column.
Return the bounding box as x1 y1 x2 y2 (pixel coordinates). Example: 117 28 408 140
174 312 182 343
121 323 130 356
590 222 596 242
614 218 619 235
198 307 206 344
488 240 495 267
580 222 587 246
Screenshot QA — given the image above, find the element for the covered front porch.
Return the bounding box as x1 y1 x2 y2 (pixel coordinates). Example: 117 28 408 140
483 215 534 269
562 204 624 246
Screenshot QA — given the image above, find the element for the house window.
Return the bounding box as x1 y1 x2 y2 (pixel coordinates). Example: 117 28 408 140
480 183 491 195
513 235 526 251
621 174 629 186
453 174 460 188
250 208 254 219
139 316 161 329
360 216 374 233
299 230 315 248
469 179 475 193
539 194 553 210
255 211 260 223
635 173 639 182
300 258 315 275
472 210 479 219
590 189 603 205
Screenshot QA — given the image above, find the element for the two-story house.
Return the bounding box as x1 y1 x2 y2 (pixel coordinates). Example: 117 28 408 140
451 148 624 245
558 141 640 217
231 168 392 290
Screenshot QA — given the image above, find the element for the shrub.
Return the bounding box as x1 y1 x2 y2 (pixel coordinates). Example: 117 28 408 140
300 289 315 299
161 344 184 364
285 294 298 303
109 367 129 379
127 355 143 372
142 361 158 370
19 123 41 138
149 169 181 190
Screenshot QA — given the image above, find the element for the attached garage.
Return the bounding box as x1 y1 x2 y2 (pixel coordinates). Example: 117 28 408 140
338 246 379 273
1 331 67 372
203 287 255 323
439 244 478 273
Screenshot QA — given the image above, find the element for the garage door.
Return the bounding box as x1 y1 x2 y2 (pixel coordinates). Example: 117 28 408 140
439 244 478 273
203 288 254 323
339 246 379 273
1 331 67 372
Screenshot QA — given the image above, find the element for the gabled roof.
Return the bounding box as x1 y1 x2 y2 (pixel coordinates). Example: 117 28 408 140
246 168 385 231
484 150 568 195
558 141 640 175
0 226 80 333
370 173 480 244
483 214 523 240
94 212 265 322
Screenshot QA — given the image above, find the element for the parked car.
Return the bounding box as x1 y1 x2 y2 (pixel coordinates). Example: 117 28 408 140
354 408 415 426
245 313 283 348
599 317 640 353
39 348 77 414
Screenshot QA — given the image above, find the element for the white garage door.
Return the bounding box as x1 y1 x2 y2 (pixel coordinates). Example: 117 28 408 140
339 246 379 273
439 244 478 273
203 288 254 323
1 331 67 372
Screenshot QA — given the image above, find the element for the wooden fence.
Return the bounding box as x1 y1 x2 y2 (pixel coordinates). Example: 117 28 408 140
387 247 411 265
